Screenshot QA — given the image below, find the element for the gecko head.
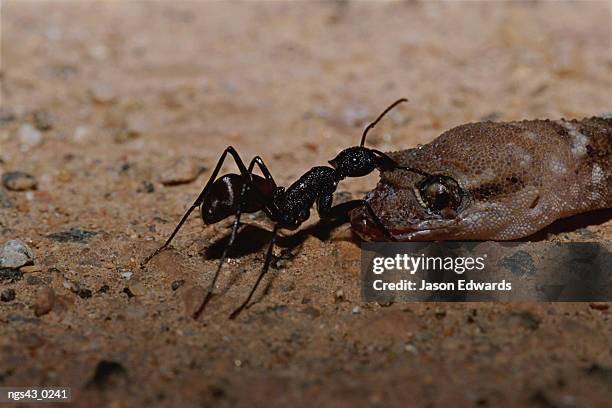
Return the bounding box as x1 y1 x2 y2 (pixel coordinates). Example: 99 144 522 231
350 172 467 241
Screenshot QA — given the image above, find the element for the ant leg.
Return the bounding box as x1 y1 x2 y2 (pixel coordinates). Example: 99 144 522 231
141 146 252 267
250 156 278 188
194 156 269 318
229 223 280 320
317 196 397 241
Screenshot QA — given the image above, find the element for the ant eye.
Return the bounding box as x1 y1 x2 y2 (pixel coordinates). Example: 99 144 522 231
418 176 462 214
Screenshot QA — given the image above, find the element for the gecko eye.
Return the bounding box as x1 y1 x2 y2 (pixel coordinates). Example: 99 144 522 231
418 176 462 214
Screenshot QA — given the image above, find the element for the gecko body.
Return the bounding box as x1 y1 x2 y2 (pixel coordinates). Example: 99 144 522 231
351 117 611 241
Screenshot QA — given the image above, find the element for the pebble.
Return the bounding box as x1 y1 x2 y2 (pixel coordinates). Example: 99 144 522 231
89 82 117 104
20 265 42 273
0 108 16 124
26 275 43 285
182 285 206 317
2 171 38 191
159 157 205 186
32 110 55 131
129 281 146 297
351 306 361 314
0 239 35 269
46 227 97 242
78 288 93 299
589 302 609 311
122 287 135 298
0 189 12 208
120 271 133 280
34 286 55 316
1 288 15 302
171 279 185 291
0 268 23 283
17 124 43 148
404 343 418 355
73 126 92 143
137 180 155 194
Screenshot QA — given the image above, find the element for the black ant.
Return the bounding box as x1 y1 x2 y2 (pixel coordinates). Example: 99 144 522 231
141 98 423 319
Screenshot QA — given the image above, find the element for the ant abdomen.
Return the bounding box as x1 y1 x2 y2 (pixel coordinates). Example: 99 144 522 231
200 174 274 224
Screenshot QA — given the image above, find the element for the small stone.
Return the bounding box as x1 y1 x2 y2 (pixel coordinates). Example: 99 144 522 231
129 281 146 296
2 171 37 191
302 306 321 318
1 288 15 302
0 268 23 283
589 302 609 311
46 227 96 242
434 309 447 319
89 82 117 104
113 128 138 144
18 124 43 148
182 285 206 317
120 271 133 280
137 180 155 194
62 280 79 292
0 108 16 124
0 189 12 208
32 110 55 131
404 343 418 354
122 287 135 298
26 275 42 285
34 286 55 316
351 306 361 314
20 265 42 273
86 360 127 389
171 279 185 291
78 288 92 299
0 239 35 269
73 126 92 143
159 157 205 186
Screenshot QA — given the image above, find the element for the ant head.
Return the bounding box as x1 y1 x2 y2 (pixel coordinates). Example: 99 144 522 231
330 99 408 178
329 146 377 178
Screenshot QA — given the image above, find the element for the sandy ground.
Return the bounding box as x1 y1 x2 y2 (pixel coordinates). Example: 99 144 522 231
1 1 611 407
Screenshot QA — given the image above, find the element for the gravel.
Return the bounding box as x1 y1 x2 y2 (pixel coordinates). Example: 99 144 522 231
17 123 43 148
159 157 206 186
32 110 55 131
88 82 117 104
2 171 38 191
171 279 185 291
0 189 12 208
46 227 97 242
34 286 55 316
0 239 35 269
1 288 16 302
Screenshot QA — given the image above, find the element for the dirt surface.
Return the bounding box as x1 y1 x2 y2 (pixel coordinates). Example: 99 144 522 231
1 1 611 407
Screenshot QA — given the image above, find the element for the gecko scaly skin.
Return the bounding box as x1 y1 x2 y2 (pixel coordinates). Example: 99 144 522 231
351 117 611 241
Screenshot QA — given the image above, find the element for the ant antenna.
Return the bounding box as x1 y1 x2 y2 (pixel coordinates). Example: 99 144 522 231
360 98 408 147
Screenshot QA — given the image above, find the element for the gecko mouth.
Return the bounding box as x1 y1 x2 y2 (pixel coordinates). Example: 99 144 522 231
350 205 457 241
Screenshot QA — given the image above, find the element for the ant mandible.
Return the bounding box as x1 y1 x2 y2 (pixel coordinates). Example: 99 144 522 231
141 98 422 319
